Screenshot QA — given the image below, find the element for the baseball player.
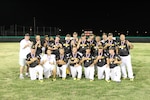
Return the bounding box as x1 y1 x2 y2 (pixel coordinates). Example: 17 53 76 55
117 34 134 81
48 35 62 55
107 47 122 82
77 33 89 54
56 48 68 80
19 33 33 79
94 46 110 82
71 32 79 47
104 33 118 54
26 45 44 82
67 46 83 80
40 49 57 81
33 35 42 55
80 46 95 81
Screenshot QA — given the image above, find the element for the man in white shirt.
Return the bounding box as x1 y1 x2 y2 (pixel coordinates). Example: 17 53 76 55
19 33 33 79
40 49 57 81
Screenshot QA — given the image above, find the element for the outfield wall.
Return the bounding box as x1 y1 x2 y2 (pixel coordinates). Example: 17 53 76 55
0 36 150 43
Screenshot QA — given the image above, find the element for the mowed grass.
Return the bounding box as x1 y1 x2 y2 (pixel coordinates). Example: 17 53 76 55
0 42 150 100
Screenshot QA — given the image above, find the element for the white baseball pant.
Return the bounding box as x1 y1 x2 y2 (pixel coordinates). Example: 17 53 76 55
70 65 82 79
97 64 110 80
84 65 95 80
110 66 121 82
29 65 43 80
120 55 134 79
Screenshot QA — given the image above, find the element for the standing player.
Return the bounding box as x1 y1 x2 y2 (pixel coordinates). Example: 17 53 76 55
71 32 79 47
48 35 62 55
33 35 42 55
62 34 72 55
104 33 118 54
19 33 32 79
117 34 134 81
101 32 108 44
77 33 89 54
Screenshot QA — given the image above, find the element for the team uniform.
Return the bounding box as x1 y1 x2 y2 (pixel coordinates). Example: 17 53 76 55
62 39 72 55
33 40 42 55
104 39 118 54
78 40 89 54
67 52 82 80
87 39 96 55
82 53 95 81
26 53 43 81
93 41 104 52
118 40 134 79
94 50 110 80
49 41 62 55
108 53 121 82
56 53 68 79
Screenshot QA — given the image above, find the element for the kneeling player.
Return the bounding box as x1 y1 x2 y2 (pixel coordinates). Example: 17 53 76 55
40 49 57 81
26 46 43 82
80 46 95 81
67 46 82 80
94 46 110 82
56 48 68 80
108 47 122 82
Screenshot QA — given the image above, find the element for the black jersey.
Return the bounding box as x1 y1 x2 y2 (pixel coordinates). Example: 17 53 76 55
117 40 130 56
78 40 89 54
49 41 62 55
26 53 41 68
108 54 121 68
94 51 108 67
82 53 95 67
104 39 117 53
93 41 104 52
33 41 42 55
67 52 82 66
62 40 71 54
56 53 68 67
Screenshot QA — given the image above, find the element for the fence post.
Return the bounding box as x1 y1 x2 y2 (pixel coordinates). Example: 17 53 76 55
23 26 25 35
43 26 45 36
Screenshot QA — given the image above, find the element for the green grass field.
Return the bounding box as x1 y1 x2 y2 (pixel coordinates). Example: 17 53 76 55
0 43 150 100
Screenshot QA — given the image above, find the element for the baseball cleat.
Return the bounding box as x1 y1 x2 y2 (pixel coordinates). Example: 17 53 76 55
130 78 134 81
62 78 66 80
52 78 56 81
90 79 94 82
39 80 43 83
77 78 81 80
73 78 77 80
105 80 111 83
19 75 24 79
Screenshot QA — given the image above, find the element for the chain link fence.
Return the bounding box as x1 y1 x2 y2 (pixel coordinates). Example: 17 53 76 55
0 24 60 36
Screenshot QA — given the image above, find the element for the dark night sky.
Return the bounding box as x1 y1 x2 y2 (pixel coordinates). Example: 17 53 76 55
0 1 150 34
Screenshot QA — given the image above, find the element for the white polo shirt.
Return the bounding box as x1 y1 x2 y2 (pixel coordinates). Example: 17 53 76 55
40 54 56 66
19 39 32 59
